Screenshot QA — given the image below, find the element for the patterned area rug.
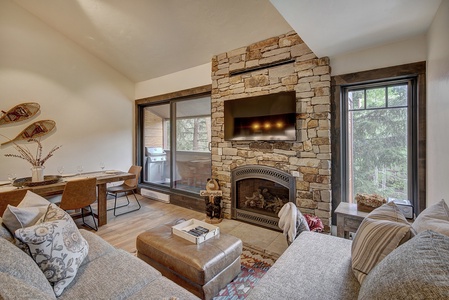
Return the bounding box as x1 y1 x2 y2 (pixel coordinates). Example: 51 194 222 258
213 247 276 299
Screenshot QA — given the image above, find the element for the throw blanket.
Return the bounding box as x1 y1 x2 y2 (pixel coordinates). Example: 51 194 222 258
278 203 297 243
278 203 324 244
304 214 324 232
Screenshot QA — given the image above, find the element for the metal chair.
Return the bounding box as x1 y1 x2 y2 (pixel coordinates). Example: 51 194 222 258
59 177 98 231
107 165 142 216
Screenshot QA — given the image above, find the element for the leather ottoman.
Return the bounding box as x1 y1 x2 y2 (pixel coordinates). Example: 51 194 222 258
136 223 242 300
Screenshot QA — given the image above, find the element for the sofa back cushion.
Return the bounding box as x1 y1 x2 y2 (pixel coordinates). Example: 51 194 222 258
0 236 56 299
0 217 14 242
358 230 449 300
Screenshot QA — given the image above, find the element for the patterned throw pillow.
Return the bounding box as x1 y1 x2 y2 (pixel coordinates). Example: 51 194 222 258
15 204 89 297
351 202 414 284
412 199 449 236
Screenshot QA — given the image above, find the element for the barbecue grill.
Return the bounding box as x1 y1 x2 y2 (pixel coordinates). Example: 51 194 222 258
144 147 167 183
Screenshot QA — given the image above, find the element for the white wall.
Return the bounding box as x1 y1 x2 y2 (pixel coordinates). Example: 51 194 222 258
427 0 449 206
330 34 427 76
135 63 212 99
0 1 134 180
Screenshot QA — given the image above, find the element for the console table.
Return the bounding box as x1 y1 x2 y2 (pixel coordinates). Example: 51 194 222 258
335 202 369 239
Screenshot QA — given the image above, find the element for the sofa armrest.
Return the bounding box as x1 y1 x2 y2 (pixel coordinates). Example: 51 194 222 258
247 232 360 300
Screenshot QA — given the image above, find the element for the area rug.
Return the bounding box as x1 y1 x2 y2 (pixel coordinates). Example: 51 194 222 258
213 247 277 299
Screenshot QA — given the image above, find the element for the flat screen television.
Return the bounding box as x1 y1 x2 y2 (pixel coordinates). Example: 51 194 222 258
224 91 297 141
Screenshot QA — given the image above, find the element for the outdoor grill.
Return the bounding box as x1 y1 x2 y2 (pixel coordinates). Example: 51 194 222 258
144 147 167 183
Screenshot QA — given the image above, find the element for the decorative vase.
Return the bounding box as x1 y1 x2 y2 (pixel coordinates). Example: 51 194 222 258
31 166 45 182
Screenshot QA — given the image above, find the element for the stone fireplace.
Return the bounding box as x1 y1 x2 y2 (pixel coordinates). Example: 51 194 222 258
232 165 295 230
210 31 332 231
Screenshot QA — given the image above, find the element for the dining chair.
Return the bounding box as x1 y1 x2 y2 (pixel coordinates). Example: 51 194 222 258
58 177 98 231
0 189 27 215
107 165 142 216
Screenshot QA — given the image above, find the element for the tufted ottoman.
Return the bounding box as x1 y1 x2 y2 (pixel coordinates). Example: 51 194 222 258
136 223 242 300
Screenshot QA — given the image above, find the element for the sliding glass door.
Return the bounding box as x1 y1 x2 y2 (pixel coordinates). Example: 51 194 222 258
141 95 211 195
173 97 211 193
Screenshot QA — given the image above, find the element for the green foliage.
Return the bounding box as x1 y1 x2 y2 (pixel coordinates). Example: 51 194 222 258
349 85 408 200
176 117 210 151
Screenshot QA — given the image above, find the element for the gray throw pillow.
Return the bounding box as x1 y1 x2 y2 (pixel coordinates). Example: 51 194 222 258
358 230 449 300
296 208 310 235
412 199 449 236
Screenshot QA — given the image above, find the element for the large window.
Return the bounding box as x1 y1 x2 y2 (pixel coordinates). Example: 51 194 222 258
139 94 211 195
331 62 426 221
344 81 410 202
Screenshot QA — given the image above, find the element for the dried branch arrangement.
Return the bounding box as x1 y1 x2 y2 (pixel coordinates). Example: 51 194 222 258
3 137 61 166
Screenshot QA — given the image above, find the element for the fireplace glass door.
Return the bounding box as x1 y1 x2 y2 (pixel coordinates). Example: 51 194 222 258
236 178 289 217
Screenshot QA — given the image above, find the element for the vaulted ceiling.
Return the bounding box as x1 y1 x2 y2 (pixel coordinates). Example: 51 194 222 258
13 0 442 83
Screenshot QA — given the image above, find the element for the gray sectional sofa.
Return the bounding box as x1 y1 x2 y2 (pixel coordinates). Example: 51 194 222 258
248 201 449 300
0 224 199 300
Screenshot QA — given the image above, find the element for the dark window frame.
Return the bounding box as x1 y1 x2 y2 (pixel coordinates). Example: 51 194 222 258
135 85 212 212
331 62 426 224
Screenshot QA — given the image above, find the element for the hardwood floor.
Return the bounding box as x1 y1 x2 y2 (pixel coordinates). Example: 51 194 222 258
79 194 288 257
81 195 205 253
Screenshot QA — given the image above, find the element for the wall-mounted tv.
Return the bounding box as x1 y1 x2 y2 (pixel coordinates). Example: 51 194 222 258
224 91 297 141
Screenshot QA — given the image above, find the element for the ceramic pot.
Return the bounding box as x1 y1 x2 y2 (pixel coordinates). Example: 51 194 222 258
31 166 45 182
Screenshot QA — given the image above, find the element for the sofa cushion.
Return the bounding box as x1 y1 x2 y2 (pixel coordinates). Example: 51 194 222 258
351 202 414 284
247 231 360 300
0 236 56 299
0 217 14 242
1 191 49 234
127 276 199 300
58 249 162 299
15 204 89 297
358 230 449 300
78 229 116 266
412 199 449 236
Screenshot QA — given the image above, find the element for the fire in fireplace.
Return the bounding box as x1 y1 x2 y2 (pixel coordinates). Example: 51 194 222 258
231 165 296 230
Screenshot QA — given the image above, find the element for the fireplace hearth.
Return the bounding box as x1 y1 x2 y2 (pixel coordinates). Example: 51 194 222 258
231 165 296 230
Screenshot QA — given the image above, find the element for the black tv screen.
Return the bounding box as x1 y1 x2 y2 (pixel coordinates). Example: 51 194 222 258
224 91 297 141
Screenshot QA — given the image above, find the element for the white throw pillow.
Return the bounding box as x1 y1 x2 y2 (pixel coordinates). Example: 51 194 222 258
412 199 449 236
15 203 89 297
1 191 49 233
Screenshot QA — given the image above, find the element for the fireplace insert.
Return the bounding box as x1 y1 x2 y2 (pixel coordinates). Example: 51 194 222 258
231 165 296 230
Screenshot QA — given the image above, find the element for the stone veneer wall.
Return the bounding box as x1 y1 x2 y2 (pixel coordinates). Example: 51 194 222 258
210 31 332 229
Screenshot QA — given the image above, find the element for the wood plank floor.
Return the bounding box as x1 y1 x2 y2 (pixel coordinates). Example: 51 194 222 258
79 194 288 257
81 195 204 253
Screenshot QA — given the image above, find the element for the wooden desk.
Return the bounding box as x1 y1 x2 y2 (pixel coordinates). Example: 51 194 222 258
8 171 135 227
335 202 369 239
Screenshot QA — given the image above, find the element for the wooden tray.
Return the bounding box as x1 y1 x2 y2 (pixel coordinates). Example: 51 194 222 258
172 219 219 244
13 175 62 187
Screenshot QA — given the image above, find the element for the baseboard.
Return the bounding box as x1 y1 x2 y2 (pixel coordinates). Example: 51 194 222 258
140 188 170 203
